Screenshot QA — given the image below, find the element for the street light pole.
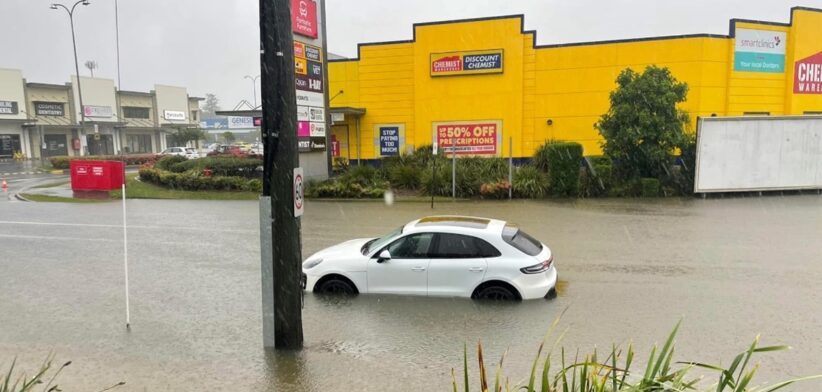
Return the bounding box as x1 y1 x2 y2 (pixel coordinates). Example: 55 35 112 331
51 1 90 147
245 75 261 109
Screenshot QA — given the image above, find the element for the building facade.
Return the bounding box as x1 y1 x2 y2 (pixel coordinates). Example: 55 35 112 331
0 69 202 159
327 6 822 162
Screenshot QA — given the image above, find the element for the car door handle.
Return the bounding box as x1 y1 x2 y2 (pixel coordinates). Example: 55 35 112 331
411 266 426 272
468 267 485 272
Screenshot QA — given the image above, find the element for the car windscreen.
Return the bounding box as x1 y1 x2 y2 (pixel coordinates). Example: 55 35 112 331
501 224 542 256
362 226 403 255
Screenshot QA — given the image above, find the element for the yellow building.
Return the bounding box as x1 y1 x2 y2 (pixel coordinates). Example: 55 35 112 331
328 6 822 162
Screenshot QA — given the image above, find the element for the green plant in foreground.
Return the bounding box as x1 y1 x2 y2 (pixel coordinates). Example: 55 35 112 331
1 354 124 392
453 318 822 392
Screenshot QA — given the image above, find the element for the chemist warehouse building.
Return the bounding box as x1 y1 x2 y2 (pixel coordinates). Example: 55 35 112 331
327 6 822 163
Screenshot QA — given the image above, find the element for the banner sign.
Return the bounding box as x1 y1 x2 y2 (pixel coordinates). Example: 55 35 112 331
430 50 504 77
34 102 65 116
331 134 340 157
295 75 323 92
433 120 500 155
379 126 400 156
84 105 113 118
200 118 228 129
0 100 18 115
228 116 254 129
291 0 318 39
794 51 822 94
291 0 326 153
253 117 262 126
734 28 786 73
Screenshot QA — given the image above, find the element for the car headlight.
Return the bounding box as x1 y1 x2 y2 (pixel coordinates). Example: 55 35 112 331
302 258 323 269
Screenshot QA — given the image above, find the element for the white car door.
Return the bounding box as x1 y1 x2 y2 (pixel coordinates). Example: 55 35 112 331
427 233 495 298
366 233 433 295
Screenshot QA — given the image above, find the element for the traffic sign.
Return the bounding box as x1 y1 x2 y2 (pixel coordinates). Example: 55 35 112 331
293 167 304 217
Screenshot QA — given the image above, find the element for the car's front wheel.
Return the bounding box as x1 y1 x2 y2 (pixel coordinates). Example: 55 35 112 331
315 275 358 295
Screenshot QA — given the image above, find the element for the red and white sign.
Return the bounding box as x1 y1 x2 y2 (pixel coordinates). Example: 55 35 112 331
432 55 462 74
293 167 304 217
794 51 822 94
331 135 340 157
291 0 317 39
434 121 500 155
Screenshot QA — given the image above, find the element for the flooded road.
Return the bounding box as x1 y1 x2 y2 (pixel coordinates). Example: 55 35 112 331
2 196 822 391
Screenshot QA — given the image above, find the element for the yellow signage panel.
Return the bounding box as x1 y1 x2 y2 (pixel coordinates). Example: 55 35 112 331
430 50 504 77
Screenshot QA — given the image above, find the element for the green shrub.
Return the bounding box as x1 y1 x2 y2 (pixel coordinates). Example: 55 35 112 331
389 165 422 189
167 157 262 178
640 177 660 197
155 155 187 171
49 154 157 169
138 167 257 192
541 141 583 197
420 164 452 196
608 178 641 197
513 166 548 198
531 141 556 173
579 157 613 198
304 178 386 198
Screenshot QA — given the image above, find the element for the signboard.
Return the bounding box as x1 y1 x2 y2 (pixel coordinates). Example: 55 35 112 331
331 112 344 123
291 0 318 39
34 102 65 116
200 118 228 129
431 50 504 77
84 105 113 118
734 28 786 73
0 101 18 115
295 90 324 107
163 110 186 121
295 75 323 92
331 134 340 157
379 126 400 156
253 117 262 126
228 116 254 129
293 167 304 217
794 51 822 94
433 120 501 155
291 0 326 154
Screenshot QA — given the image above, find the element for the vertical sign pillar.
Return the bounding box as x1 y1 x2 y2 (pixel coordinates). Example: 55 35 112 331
260 0 304 349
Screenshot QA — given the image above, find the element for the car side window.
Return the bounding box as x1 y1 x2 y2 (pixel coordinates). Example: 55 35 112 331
431 233 500 259
385 233 434 259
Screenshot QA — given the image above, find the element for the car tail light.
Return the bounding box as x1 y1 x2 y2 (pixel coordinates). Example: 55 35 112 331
520 255 553 274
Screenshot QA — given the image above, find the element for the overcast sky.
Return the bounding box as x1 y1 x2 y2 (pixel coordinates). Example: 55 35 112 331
2 0 821 109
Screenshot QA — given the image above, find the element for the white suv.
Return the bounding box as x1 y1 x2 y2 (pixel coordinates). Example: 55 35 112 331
160 147 199 159
302 216 557 300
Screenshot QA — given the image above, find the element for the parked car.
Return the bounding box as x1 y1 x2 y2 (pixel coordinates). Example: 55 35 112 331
302 216 557 300
159 146 199 159
207 144 246 157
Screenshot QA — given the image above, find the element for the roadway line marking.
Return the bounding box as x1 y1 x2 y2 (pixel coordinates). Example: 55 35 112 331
0 220 255 234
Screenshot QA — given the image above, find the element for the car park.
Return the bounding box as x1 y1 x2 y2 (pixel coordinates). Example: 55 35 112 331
302 216 557 300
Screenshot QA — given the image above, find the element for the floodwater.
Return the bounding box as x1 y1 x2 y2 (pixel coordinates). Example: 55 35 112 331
1 196 822 391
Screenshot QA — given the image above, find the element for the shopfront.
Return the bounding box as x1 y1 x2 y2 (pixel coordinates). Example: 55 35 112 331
0 68 29 158
328 6 822 161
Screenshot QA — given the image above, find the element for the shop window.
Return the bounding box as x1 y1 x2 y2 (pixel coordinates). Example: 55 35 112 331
126 134 153 153
123 106 151 119
190 111 198 122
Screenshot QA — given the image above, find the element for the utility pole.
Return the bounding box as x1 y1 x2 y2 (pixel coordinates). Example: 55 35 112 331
259 0 303 349
51 1 90 151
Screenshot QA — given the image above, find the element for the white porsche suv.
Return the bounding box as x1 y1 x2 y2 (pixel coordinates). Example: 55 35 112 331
302 216 557 300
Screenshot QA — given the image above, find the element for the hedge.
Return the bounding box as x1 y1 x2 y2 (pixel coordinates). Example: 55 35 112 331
138 167 262 192
49 154 158 169
167 157 263 178
542 142 583 197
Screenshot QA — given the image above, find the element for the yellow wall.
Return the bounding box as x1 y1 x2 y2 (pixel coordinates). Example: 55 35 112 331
329 7 822 159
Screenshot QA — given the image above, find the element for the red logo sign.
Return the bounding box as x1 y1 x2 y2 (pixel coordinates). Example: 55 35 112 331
291 0 318 39
432 55 462 74
794 51 822 94
436 122 499 155
294 41 306 58
331 135 340 157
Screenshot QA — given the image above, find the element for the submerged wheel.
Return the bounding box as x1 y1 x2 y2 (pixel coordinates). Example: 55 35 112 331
315 276 357 295
474 285 517 301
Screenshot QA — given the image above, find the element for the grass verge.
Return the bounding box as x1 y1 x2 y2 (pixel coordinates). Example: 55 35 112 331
31 180 70 189
111 174 258 200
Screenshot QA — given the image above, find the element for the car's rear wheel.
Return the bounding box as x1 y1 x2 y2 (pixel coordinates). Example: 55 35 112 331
474 284 518 301
315 276 358 295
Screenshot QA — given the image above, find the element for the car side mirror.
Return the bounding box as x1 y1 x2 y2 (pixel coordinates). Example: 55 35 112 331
377 250 391 263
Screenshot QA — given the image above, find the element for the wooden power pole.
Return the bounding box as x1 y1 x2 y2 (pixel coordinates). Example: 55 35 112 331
259 0 303 349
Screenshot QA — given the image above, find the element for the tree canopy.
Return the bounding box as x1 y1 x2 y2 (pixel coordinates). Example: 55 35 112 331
596 66 690 179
